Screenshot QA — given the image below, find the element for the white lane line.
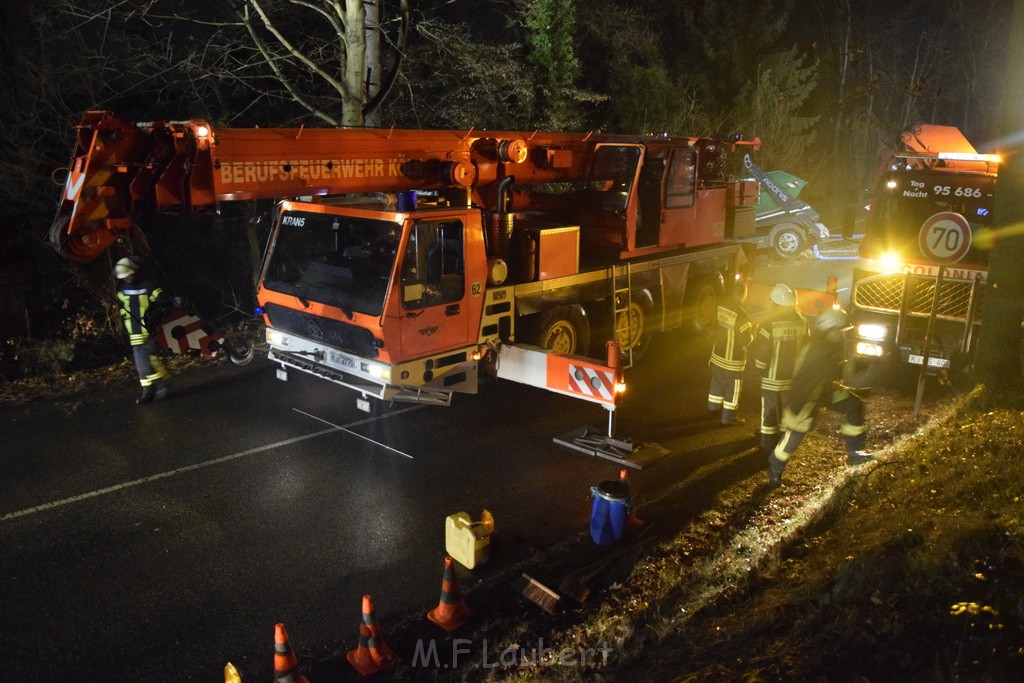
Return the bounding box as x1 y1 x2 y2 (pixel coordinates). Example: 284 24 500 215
292 408 416 460
1 428 338 522
1 406 423 522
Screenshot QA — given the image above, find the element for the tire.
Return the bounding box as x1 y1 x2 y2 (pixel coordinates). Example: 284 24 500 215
227 339 255 366
47 215 70 253
771 225 805 260
614 290 654 362
533 305 590 356
687 280 721 333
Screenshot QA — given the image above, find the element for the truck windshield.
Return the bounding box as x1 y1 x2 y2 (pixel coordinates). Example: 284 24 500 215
262 210 400 317
866 170 996 265
529 145 642 215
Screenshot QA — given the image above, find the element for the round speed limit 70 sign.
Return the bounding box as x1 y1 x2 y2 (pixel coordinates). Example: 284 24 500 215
918 211 972 264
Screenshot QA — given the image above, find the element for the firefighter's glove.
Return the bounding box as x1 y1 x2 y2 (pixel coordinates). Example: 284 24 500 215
835 380 873 400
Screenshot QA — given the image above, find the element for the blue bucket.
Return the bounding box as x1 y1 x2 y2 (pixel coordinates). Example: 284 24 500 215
590 479 631 546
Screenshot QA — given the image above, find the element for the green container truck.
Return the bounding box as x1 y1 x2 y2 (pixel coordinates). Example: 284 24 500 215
727 154 830 259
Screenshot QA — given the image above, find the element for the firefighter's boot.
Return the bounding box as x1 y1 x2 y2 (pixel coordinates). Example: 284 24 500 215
136 385 155 405
152 378 169 402
767 451 786 488
847 450 875 466
843 432 872 465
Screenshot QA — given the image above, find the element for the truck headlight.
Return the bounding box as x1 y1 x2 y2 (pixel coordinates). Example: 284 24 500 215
877 251 901 274
266 329 288 346
856 342 885 357
366 363 391 381
857 323 888 341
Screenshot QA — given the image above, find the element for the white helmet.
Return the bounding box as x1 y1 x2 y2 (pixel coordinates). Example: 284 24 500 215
816 307 853 333
114 256 140 279
770 283 796 306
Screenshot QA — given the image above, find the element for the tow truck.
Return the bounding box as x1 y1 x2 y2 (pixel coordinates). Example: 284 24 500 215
849 124 1000 382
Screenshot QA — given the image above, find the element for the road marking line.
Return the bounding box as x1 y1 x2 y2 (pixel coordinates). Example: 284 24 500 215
292 408 416 460
1 406 423 522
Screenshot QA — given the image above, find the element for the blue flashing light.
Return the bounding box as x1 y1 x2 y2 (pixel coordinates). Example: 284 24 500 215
397 191 417 212
254 306 265 316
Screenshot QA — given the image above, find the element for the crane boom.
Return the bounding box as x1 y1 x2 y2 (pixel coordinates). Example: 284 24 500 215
51 110 639 261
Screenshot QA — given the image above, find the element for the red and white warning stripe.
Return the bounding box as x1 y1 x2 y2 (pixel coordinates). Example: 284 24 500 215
155 310 224 358
545 352 620 407
496 344 622 407
567 363 615 402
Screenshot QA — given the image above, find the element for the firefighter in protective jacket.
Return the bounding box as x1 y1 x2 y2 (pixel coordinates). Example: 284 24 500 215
751 284 808 450
115 256 170 404
707 283 754 425
767 308 874 487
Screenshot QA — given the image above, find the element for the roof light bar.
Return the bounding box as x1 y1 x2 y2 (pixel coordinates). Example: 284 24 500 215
937 151 1001 163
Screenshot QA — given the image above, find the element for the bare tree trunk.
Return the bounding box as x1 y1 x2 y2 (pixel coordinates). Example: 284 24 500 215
902 34 923 125
343 0 367 126
975 0 1024 394
364 0 380 127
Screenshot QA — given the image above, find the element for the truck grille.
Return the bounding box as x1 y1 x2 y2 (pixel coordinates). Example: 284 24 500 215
853 272 984 322
264 302 379 358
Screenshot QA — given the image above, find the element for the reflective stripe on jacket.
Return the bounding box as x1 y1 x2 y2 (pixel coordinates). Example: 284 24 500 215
786 334 843 413
752 306 808 391
117 280 164 346
710 298 753 372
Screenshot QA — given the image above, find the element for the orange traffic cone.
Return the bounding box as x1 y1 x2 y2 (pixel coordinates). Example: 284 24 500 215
346 595 397 677
427 556 474 631
273 623 309 683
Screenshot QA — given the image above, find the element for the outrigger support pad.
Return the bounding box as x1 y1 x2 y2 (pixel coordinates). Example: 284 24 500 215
562 426 639 460
553 411 670 470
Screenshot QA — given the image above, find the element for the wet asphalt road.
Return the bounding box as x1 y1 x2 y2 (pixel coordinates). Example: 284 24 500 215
0 254 847 681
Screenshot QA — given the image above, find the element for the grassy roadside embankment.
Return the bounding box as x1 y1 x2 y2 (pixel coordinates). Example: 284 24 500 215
483 387 1022 681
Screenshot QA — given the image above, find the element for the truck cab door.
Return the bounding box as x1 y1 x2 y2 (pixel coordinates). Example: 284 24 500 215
637 151 668 247
660 147 698 246
395 219 472 358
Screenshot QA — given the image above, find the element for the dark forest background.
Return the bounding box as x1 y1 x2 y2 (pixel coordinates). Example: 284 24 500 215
0 0 1011 378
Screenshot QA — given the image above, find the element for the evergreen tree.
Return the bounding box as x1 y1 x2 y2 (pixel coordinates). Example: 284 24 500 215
524 0 583 128
732 46 821 172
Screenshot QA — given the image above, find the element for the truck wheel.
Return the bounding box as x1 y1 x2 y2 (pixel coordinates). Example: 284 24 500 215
687 280 720 333
533 305 590 356
771 225 805 260
615 290 654 362
227 339 255 366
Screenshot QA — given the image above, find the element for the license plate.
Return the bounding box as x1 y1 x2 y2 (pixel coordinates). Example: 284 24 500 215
275 368 288 381
356 398 371 413
330 352 356 368
908 354 950 369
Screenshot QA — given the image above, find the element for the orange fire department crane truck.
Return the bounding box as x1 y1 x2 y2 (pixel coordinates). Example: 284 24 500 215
51 111 760 459
849 124 1000 384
